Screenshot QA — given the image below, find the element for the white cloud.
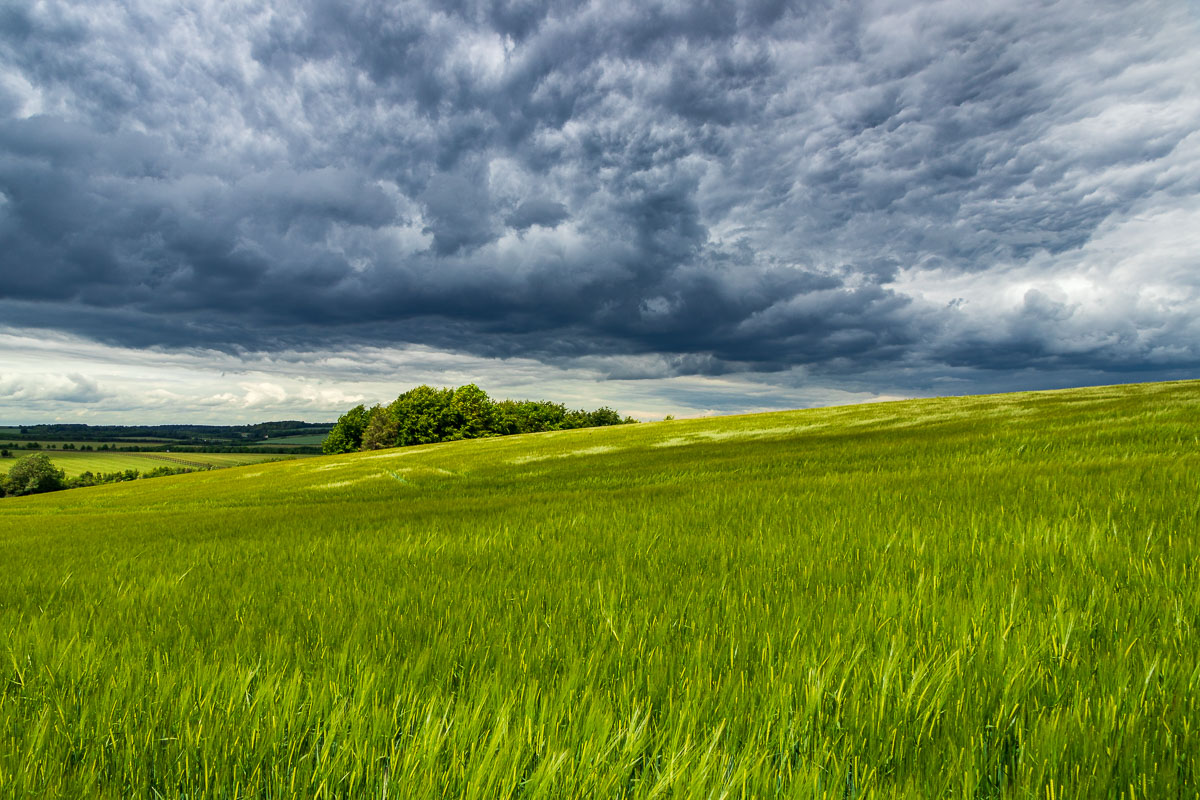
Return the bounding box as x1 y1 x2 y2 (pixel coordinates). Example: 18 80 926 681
0 327 910 423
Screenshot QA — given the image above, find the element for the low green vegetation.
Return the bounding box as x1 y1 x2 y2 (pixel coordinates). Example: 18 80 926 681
322 383 636 454
1 380 1197 797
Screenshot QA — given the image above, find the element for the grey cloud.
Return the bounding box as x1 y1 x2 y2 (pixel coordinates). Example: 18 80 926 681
505 198 568 230
421 168 496 254
0 0 1197 394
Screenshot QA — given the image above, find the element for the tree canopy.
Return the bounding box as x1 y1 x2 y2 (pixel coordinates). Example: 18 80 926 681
1 453 67 497
322 384 636 454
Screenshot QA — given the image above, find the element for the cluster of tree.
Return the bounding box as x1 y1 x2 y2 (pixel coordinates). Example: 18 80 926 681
323 384 637 454
0 453 198 498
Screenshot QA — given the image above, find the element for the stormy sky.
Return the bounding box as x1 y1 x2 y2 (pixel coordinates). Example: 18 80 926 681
1 0 1197 422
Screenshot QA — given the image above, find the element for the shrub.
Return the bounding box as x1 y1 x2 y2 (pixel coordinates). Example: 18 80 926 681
2 453 67 496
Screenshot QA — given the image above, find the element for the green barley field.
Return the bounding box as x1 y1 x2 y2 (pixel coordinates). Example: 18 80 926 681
1 381 1197 798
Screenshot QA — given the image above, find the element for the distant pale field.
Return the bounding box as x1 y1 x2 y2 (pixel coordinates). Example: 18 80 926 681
0 450 307 477
0 381 1197 798
261 432 330 445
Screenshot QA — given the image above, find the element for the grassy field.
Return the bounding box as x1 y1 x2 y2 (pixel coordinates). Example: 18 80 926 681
262 433 331 445
0 380 1197 798
0 450 308 478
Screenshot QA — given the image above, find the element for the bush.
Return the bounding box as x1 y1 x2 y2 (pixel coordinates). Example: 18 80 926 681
2 453 67 497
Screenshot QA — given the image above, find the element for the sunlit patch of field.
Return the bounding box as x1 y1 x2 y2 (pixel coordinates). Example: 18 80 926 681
510 444 620 463
1 380 1198 798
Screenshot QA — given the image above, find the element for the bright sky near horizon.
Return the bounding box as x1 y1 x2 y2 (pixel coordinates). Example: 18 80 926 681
1 0 1197 422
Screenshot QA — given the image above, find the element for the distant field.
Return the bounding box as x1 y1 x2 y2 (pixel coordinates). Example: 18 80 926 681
0 450 307 477
262 432 329 445
0 442 172 451
1 381 1197 797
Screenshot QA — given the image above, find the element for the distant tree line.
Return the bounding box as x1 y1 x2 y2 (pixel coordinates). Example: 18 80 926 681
3 442 103 452
0 453 199 498
323 384 637 454
2 441 150 453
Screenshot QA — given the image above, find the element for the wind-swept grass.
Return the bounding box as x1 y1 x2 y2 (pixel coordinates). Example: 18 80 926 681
1 380 1197 798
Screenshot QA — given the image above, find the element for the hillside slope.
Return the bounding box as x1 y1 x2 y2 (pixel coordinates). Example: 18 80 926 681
1 381 1198 797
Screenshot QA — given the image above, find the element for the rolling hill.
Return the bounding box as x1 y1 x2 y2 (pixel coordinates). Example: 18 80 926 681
1 381 1197 797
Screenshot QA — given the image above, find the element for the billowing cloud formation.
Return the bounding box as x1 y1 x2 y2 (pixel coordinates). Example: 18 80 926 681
0 328 909 423
0 0 1197 414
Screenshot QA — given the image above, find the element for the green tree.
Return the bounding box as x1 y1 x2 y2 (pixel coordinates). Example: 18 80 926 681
587 407 623 427
448 384 496 440
495 399 567 433
325 385 636 453
2 453 67 496
390 385 454 446
322 405 370 454
562 408 591 429
361 405 399 451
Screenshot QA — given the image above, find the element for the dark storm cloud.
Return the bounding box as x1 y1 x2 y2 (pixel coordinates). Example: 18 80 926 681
505 197 568 231
1 0 1197 387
